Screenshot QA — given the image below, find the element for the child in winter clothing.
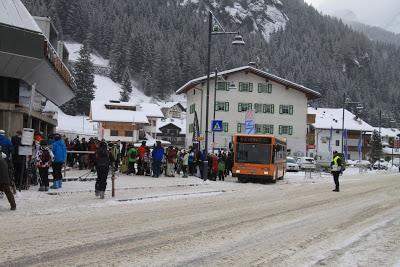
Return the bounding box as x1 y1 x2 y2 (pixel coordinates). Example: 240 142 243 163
35 140 54 191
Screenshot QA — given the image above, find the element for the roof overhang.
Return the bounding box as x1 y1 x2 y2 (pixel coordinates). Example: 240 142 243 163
176 66 321 100
0 23 74 106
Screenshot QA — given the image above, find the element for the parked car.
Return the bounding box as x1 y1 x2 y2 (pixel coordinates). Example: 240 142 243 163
296 157 316 170
373 159 389 170
286 157 300 172
355 160 372 169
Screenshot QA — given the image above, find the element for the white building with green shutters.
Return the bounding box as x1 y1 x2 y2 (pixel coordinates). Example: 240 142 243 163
176 65 321 156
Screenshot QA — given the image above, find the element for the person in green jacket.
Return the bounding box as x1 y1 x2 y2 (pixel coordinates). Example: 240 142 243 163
218 154 226 181
127 144 138 175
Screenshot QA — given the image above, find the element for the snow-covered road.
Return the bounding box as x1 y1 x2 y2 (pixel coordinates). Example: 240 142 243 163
1 171 400 266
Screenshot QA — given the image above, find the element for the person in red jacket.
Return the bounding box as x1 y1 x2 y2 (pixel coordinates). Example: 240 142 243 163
137 141 146 175
166 146 177 177
211 154 219 181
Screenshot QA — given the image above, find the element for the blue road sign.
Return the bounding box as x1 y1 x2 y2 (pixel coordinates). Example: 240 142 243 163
245 120 255 134
212 120 223 132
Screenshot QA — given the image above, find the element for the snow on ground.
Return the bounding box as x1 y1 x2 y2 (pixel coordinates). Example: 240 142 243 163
65 42 109 66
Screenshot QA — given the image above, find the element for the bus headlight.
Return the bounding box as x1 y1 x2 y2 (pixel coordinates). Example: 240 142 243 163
264 171 268 175
236 170 241 174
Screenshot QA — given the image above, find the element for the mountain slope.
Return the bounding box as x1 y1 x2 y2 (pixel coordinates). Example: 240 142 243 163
22 0 400 126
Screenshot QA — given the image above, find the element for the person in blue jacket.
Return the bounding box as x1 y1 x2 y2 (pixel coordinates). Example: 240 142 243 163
51 134 66 189
0 130 13 158
151 141 164 178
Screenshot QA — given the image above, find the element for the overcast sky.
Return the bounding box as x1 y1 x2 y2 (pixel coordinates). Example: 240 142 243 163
304 0 400 33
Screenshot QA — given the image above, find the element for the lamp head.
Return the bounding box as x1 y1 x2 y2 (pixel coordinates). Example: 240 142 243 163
232 34 245 46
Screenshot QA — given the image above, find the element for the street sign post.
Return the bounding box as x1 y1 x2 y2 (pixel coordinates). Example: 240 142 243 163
212 120 223 132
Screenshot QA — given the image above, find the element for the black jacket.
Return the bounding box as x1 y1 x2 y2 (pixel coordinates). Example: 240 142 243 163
0 157 11 185
96 146 115 167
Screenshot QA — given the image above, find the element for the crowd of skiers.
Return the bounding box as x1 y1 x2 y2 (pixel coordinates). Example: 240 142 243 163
0 129 234 210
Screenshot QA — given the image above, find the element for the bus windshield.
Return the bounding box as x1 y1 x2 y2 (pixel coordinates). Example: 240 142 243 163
236 143 271 164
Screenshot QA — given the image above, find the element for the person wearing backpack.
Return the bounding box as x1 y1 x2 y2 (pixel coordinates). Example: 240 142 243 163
95 141 114 199
35 140 54 191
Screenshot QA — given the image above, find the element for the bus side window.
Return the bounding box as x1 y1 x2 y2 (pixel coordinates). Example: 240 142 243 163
272 145 276 163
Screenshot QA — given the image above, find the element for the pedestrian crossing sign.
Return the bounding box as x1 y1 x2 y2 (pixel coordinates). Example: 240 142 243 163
212 120 223 132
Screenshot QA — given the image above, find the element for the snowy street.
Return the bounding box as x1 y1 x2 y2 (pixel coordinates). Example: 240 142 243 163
1 170 400 266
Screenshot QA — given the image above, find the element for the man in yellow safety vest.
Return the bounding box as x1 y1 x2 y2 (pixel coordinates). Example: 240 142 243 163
331 151 342 192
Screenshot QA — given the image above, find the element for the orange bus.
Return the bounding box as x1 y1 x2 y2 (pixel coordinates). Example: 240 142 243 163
232 134 287 183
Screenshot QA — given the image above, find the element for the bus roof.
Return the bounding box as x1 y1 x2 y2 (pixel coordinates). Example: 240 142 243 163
233 134 287 144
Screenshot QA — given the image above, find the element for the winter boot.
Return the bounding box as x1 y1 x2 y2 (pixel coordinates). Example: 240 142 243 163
95 190 99 197
99 191 105 199
38 186 45 191
332 186 339 192
45 186 49 191
50 181 58 189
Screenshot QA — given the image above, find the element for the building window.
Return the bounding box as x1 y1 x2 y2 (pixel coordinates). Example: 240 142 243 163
239 82 253 92
254 103 262 113
237 123 244 133
238 103 252 112
335 140 340 146
125 131 133 137
190 104 195 114
279 125 293 135
215 101 229 111
223 122 229 132
263 124 274 134
256 124 274 134
110 130 119 136
258 83 272 93
255 124 262 133
263 104 274 114
279 105 293 115
217 82 229 91
189 123 194 133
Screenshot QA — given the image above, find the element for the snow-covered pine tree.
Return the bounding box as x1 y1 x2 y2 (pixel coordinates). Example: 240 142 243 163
63 36 96 115
370 130 382 162
120 71 133 102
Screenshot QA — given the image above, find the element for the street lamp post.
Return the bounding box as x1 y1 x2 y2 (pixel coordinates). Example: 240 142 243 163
202 10 245 181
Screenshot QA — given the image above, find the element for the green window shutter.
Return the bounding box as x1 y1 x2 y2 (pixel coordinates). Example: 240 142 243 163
289 105 293 115
239 82 243 91
238 103 241 112
268 84 272 93
226 82 230 91
271 104 274 114
279 125 282 135
249 103 252 110
270 125 274 134
214 102 217 111
223 122 228 132
263 104 267 113
279 105 283 114
289 126 293 135
237 123 241 133
225 102 229 111
249 83 253 92
258 84 262 93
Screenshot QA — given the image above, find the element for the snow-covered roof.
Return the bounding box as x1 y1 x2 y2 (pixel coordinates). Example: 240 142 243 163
90 101 149 124
157 118 186 133
0 0 42 32
138 103 164 118
309 107 374 131
64 42 110 67
374 127 400 137
176 66 321 100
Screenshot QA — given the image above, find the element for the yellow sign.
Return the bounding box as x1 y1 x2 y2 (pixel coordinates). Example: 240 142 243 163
198 136 204 141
